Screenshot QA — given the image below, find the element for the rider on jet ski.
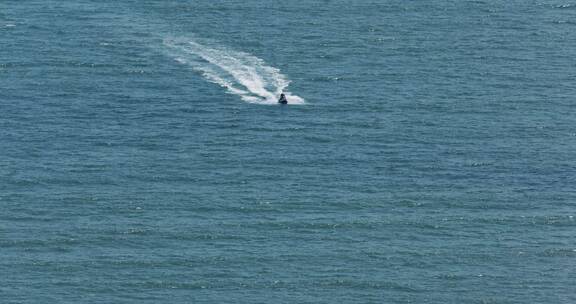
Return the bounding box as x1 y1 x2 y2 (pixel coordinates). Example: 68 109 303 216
278 93 288 104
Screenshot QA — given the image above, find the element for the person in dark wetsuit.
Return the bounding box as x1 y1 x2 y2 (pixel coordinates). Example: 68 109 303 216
278 93 288 104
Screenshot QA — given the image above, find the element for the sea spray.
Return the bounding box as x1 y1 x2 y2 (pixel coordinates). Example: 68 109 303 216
164 38 304 104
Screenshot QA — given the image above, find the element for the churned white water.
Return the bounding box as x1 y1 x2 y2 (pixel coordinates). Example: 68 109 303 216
164 38 304 105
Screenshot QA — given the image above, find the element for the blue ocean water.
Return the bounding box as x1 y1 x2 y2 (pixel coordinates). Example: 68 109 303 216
1 0 576 303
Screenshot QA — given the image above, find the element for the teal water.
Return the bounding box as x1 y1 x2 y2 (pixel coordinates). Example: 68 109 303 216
2 1 576 303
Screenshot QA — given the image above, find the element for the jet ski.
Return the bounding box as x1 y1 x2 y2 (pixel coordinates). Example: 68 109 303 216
278 93 288 104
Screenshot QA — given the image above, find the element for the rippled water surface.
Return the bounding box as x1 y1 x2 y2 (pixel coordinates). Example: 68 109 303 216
1 0 576 303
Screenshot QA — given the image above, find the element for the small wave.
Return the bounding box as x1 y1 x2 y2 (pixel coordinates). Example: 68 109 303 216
554 4 576 9
163 37 304 105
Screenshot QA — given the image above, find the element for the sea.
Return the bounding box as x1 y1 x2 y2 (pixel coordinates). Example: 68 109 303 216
1 0 575 303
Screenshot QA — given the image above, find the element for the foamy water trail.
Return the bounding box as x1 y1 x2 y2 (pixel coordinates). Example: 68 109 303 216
164 38 304 105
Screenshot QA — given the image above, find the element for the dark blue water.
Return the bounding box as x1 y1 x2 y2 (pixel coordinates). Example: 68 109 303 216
2 1 576 303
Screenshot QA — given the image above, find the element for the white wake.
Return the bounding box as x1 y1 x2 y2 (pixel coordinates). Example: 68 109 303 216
164 38 304 105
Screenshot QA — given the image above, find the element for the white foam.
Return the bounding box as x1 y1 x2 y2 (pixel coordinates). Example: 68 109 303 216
164 38 304 105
